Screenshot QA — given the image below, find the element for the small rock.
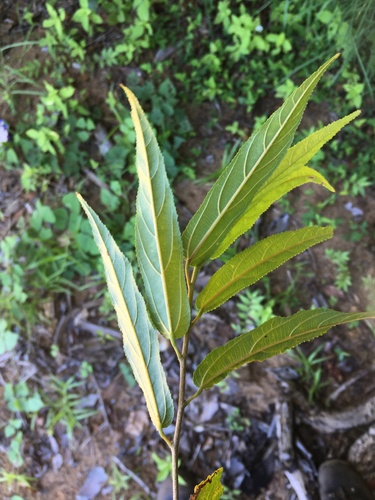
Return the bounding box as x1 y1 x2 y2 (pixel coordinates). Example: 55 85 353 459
344 202 364 220
76 466 108 500
124 410 149 438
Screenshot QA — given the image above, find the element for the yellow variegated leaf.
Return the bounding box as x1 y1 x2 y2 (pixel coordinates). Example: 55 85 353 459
77 193 174 430
122 86 190 340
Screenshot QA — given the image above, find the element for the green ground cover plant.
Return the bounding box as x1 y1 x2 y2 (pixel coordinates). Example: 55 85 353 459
77 55 375 498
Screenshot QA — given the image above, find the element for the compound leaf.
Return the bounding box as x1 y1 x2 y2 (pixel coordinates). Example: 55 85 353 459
196 226 333 315
77 193 174 430
182 54 339 267
212 111 360 258
122 86 190 340
193 309 375 391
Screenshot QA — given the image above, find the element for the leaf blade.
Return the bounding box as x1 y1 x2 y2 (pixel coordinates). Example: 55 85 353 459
182 55 339 266
122 86 190 339
196 226 333 314
190 468 224 500
77 193 174 430
212 111 360 258
193 309 375 391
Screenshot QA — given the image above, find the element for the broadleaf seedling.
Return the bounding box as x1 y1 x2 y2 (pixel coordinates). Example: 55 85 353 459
77 55 375 498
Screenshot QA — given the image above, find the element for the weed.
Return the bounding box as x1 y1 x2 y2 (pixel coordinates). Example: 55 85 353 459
3 421 24 468
44 375 97 440
325 249 352 292
80 361 94 379
119 361 136 388
340 172 371 197
346 220 367 243
222 486 242 499
152 453 173 483
0 469 35 492
336 0 375 96
225 407 251 433
0 319 19 355
231 288 275 335
4 382 44 416
151 452 187 489
288 344 329 403
334 346 350 362
107 462 132 500
3 382 45 467
301 199 342 228
72 0 103 36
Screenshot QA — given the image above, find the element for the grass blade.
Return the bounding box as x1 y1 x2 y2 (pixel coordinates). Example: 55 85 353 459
77 193 174 430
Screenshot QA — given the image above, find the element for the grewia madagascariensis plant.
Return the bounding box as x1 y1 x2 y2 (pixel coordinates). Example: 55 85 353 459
76 54 375 499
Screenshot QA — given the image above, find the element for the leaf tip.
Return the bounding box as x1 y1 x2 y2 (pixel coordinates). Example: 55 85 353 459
76 192 85 205
120 84 134 103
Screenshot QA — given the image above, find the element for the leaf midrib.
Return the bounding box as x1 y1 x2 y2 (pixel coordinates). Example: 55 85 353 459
105 244 162 425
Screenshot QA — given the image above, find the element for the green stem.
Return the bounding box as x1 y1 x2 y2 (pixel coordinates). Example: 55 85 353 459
171 263 200 500
170 336 182 360
184 388 203 408
171 327 191 500
159 428 173 449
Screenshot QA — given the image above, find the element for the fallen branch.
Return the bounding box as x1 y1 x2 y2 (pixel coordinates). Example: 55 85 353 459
306 394 375 433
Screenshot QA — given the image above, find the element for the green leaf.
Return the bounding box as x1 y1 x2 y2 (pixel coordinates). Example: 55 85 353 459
190 468 224 499
59 86 75 99
196 226 333 315
182 54 339 266
22 392 44 413
0 319 19 354
212 111 360 258
122 86 190 340
193 309 375 391
76 193 174 430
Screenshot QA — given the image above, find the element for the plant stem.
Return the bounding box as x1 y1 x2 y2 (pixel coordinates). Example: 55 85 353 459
171 264 200 500
184 388 202 408
171 327 191 500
